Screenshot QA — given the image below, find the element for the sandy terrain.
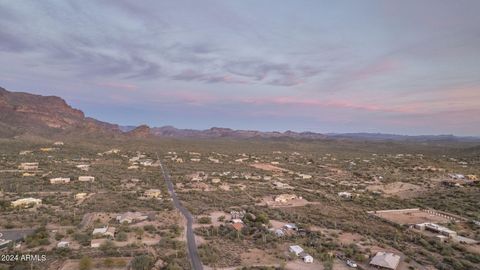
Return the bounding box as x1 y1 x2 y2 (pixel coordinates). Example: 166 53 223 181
240 248 280 266
373 209 451 225
270 219 287 229
337 232 365 245
195 235 207 246
286 259 324 270
79 212 117 229
202 249 280 270
257 196 318 208
250 163 289 172
60 257 132 270
333 259 353 270
193 211 231 228
366 181 423 198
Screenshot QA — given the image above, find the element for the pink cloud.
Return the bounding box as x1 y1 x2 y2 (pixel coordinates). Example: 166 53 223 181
97 82 138 90
149 90 218 106
239 96 414 114
350 59 398 81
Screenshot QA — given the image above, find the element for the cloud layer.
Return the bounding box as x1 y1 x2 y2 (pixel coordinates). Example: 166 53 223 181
0 0 479 135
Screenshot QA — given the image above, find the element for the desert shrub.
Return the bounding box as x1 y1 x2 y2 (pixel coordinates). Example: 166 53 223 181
79 256 92 270
198 216 212 224
131 255 153 270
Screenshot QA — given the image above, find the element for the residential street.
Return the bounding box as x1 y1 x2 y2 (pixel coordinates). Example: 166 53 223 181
159 159 203 270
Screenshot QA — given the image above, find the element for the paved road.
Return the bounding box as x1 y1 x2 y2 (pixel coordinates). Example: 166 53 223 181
158 159 203 270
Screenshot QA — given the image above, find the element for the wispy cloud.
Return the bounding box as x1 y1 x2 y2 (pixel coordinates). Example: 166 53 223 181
0 0 479 135
97 82 138 90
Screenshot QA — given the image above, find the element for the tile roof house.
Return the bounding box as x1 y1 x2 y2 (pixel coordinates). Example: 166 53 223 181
231 223 245 232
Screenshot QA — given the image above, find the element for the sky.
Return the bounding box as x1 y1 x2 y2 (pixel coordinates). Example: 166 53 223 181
0 0 479 136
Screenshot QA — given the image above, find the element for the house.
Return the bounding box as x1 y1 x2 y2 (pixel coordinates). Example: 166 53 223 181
231 219 244 224
466 175 478 181
273 181 294 190
92 226 115 238
50 177 70 184
231 223 245 232
116 212 148 224
78 176 95 182
297 174 312 179
57 241 69 248
0 239 12 250
452 235 479 245
435 235 449 243
104 149 120 154
144 189 161 198
230 210 246 219
190 171 207 181
274 229 285 237
92 226 108 236
76 164 90 171
105 227 116 238
338 191 352 199
0 229 35 250
274 194 298 203
416 223 457 237
448 173 465 180
369 252 401 270
11 198 42 208
53 141 64 146
284 223 298 231
75 193 87 200
208 157 220 163
18 162 38 171
289 245 304 256
140 160 154 166
301 253 313 263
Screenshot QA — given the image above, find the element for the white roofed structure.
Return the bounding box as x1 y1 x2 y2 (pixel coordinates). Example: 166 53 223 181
370 252 401 270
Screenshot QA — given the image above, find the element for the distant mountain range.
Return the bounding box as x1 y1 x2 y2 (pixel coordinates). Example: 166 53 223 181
121 125 328 140
326 133 480 143
1 86 479 142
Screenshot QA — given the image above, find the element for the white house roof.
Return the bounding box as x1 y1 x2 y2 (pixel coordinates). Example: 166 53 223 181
289 245 304 254
370 252 401 270
231 219 244 224
92 227 108 235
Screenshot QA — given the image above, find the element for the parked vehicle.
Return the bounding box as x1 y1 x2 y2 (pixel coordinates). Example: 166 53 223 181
346 259 357 268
